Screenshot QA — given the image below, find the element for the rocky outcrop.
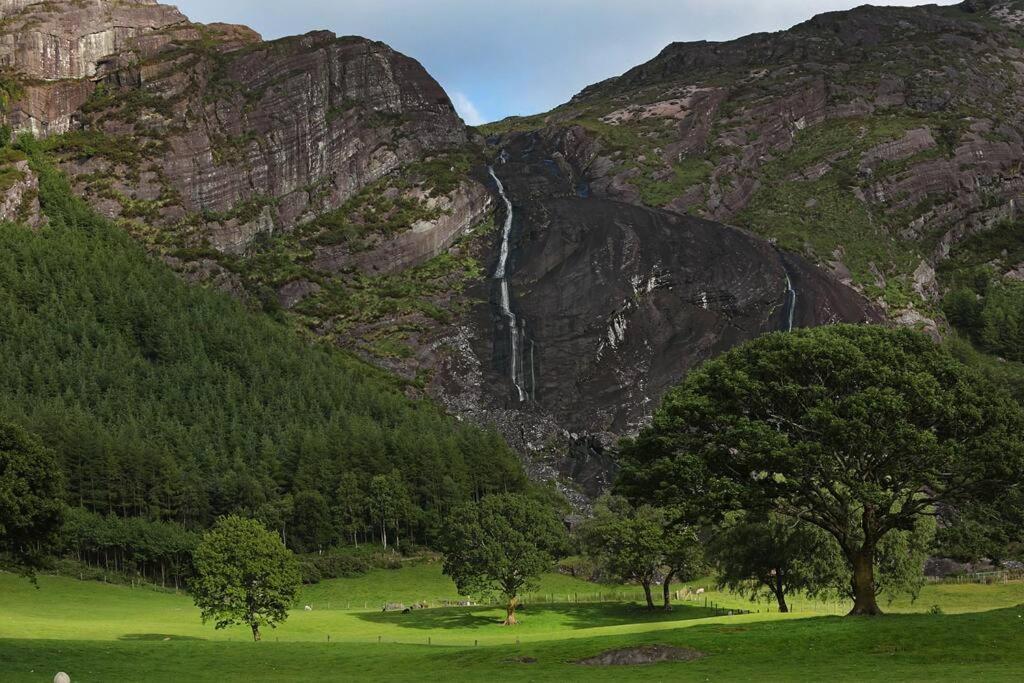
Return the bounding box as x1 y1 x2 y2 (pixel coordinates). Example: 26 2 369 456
321 181 493 278
0 155 41 227
497 1 1024 315
424 133 878 497
0 1 472 263
0 0 186 80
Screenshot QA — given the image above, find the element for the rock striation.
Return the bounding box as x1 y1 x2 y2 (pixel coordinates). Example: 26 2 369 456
1 0 475 268
497 1 1024 316
427 133 879 497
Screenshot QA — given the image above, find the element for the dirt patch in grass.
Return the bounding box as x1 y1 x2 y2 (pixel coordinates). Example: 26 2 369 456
575 645 706 666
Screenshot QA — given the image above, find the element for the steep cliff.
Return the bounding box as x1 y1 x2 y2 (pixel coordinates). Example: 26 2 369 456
420 134 877 498
1 0 891 502
0 0 482 271
486 1 1024 334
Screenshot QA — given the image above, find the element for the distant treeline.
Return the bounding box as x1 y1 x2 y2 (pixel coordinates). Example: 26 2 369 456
0 140 527 562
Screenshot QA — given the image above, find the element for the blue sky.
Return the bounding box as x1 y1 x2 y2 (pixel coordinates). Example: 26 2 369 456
171 1 959 125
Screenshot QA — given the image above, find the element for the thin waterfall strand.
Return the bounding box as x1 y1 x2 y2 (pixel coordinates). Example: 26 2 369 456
784 271 797 332
489 166 526 401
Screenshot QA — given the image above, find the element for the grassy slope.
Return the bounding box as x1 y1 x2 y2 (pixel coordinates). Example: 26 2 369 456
2 570 1023 681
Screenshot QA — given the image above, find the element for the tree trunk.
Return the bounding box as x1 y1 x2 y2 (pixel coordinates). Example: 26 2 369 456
251 623 261 642
772 571 789 613
641 580 655 610
848 547 882 616
503 596 519 625
774 588 789 613
662 570 676 610
381 518 388 549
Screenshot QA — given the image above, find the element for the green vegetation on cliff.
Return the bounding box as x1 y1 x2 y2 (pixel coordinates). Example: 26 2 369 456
0 140 526 555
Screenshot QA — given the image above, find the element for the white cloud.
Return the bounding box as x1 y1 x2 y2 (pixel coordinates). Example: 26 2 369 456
451 91 485 126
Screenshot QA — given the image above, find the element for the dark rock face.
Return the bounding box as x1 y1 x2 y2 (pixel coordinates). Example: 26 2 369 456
509 1 1024 323
469 135 878 436
427 134 878 500
500 195 875 434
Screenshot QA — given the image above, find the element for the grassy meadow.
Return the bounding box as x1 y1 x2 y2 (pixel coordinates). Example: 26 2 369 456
2 565 1023 681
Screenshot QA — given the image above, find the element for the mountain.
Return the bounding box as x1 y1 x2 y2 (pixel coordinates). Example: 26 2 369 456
9 0 1022 504
0 144 527 549
0 0 880 501
487 0 1024 333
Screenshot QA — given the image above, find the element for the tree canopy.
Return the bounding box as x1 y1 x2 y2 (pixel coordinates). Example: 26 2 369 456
0 421 64 578
619 325 1024 615
580 495 704 610
0 143 528 565
441 493 566 625
191 516 301 641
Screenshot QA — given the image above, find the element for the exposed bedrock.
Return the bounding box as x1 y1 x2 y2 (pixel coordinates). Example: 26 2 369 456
465 134 880 448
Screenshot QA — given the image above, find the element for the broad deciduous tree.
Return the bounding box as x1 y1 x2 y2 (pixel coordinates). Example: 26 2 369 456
708 513 848 612
441 493 566 625
191 516 301 641
0 422 64 579
580 496 705 610
619 325 1024 615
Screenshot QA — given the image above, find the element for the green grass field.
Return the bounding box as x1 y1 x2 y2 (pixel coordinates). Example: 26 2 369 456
2 567 1023 681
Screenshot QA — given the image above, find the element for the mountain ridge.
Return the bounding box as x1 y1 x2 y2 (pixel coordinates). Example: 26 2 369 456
7 0 1014 502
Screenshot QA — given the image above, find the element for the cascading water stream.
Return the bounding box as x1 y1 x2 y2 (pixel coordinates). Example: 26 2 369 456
488 166 527 402
783 270 797 332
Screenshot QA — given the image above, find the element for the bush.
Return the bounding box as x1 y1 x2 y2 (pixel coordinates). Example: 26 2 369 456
297 551 373 584
298 559 323 585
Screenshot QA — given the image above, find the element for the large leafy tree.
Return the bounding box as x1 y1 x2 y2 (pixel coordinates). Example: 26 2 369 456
0 422 64 579
619 325 1024 615
580 496 665 609
191 516 301 641
580 496 705 610
708 513 844 613
441 493 566 625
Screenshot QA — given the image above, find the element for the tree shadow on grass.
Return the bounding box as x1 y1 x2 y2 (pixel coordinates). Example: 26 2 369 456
118 634 206 641
354 601 718 632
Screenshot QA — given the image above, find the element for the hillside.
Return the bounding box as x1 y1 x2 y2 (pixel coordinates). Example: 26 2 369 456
0 139 526 548
485 0 1024 334
7 0 1024 501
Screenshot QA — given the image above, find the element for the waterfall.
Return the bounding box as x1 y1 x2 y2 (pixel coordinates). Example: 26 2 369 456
489 166 527 402
783 270 797 332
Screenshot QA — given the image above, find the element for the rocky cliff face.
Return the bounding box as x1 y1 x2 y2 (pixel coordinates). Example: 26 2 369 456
489 1 1024 333
0 0 186 80
1 0 476 274
421 134 877 499
0 151 41 227
1 0 892 503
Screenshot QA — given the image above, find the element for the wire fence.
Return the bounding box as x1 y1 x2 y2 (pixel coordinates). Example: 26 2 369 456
931 569 1024 585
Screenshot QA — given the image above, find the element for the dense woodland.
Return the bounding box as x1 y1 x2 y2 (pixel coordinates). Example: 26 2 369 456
0 140 528 573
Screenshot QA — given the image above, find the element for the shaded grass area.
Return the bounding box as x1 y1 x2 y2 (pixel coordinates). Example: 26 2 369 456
3 571 1024 680
2 608 1023 681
